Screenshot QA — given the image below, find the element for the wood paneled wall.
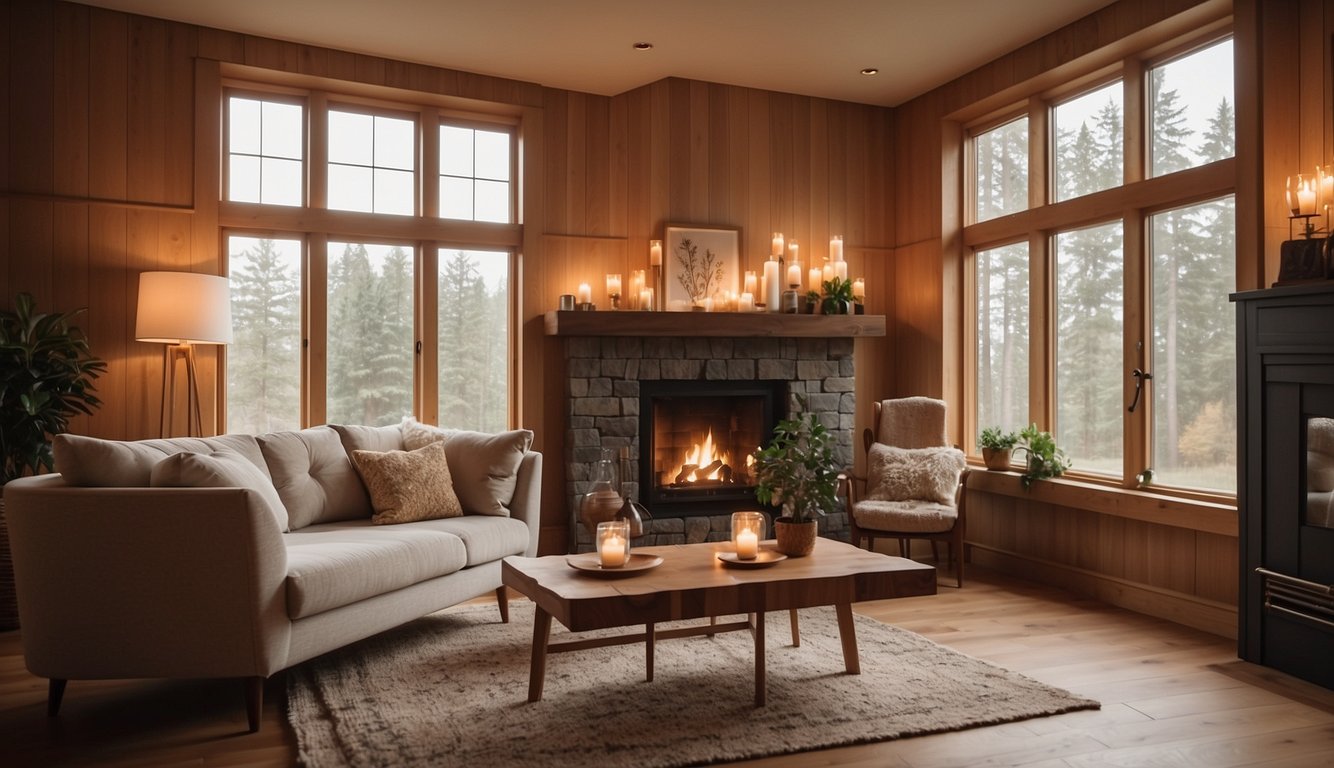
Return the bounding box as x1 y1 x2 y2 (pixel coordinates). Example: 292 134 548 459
1 1 895 555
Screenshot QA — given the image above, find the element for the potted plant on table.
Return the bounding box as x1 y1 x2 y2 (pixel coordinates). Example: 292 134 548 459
978 426 1019 471
752 410 841 556
0 292 106 630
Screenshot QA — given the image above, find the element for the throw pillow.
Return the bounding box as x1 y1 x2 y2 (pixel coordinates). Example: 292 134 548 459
149 448 290 531
401 418 533 516
257 426 372 529
350 441 463 525
54 432 269 487
866 443 966 506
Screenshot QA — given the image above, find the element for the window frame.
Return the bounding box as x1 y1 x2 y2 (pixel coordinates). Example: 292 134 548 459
216 75 522 432
960 28 1237 505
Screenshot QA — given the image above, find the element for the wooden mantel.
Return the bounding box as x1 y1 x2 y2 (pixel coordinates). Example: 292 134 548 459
543 310 886 338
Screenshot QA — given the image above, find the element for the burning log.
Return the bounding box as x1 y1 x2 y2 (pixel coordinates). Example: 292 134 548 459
697 459 723 479
674 464 698 484
720 465 733 484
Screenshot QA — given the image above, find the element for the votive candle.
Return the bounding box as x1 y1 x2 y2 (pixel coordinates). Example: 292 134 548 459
577 282 592 304
808 267 822 294
787 260 802 288
640 288 654 310
852 277 866 300
743 270 758 295
771 232 784 257
738 292 754 311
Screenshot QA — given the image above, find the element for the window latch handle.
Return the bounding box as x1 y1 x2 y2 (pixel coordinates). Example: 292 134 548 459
1128 368 1153 412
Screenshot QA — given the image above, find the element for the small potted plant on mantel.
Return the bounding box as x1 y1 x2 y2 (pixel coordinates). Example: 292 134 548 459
752 409 841 557
978 426 1019 471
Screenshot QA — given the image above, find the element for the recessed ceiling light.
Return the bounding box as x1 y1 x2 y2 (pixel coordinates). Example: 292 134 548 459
861 67 879 76
633 42 654 51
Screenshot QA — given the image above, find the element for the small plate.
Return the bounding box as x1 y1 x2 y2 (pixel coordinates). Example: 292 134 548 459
717 550 788 568
566 552 664 577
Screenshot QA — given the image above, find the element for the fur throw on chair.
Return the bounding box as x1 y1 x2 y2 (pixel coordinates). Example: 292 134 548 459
866 444 966 506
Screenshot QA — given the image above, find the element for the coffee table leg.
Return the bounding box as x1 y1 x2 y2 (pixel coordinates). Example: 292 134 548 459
527 606 553 702
753 610 767 707
646 622 655 682
789 609 800 647
835 602 860 674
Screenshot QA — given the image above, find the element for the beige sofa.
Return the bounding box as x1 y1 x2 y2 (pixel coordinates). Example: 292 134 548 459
5 420 541 732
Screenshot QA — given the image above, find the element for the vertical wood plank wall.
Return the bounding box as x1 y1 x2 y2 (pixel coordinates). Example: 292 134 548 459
0 1 894 556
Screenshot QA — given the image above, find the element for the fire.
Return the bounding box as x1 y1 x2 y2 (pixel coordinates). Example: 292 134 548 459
673 428 731 483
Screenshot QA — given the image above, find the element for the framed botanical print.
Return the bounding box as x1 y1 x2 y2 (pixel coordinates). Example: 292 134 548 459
663 224 741 309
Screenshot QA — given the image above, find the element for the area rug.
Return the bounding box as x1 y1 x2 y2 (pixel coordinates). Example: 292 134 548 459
287 602 1098 767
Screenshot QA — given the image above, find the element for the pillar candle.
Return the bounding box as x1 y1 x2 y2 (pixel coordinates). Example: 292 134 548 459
771 232 784 257
830 235 844 262
577 282 592 304
808 267 822 294
606 274 622 300
649 240 662 266
822 263 834 283
640 288 653 310
743 270 757 295
600 535 627 567
787 261 802 288
763 259 781 312
833 261 848 282
628 271 644 309
852 278 865 300
736 529 758 559
788 240 799 265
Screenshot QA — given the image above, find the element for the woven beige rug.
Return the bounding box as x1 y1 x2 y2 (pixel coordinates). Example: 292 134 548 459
288 601 1097 767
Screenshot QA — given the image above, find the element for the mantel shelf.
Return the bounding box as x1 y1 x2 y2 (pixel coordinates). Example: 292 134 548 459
543 310 886 338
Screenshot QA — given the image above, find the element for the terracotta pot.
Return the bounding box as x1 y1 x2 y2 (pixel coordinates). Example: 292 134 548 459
981 447 1013 471
774 516 817 557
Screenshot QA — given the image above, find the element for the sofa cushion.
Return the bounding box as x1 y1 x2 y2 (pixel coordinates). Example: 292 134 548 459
52 432 269 487
149 448 290 531
351 442 464 525
866 443 965 506
853 499 959 533
282 524 467 619
258 426 371 529
331 423 404 454
400 515 530 566
401 418 533 516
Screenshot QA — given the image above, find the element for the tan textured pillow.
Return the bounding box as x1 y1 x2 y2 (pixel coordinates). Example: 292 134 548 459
866 444 965 506
401 418 533 516
150 449 290 531
351 442 463 525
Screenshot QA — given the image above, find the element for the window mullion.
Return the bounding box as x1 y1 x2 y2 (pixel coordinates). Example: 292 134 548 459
1123 58 1146 186
309 92 328 210
1028 98 1048 209
305 232 329 428
1123 209 1149 488
419 243 439 424
1029 231 1051 430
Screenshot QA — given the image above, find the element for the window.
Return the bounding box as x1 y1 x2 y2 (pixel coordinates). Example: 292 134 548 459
965 34 1236 496
227 96 303 206
439 125 512 222
220 82 519 433
973 117 1028 223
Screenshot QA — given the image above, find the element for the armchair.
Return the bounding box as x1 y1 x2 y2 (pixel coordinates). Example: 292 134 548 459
846 397 969 587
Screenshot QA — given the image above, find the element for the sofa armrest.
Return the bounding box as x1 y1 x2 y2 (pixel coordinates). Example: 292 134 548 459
508 451 543 556
5 474 291 680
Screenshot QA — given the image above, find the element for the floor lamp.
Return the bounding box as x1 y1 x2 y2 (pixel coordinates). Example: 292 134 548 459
135 272 233 438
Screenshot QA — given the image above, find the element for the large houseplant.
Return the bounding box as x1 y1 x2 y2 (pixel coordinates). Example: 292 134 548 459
0 292 106 630
752 410 840 556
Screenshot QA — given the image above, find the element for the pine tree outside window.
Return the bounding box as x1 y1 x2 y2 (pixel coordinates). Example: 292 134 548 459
964 33 1235 498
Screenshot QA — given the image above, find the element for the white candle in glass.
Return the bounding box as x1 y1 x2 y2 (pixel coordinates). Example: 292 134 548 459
743 270 757 295
739 292 754 311
600 534 627 567
577 282 592 304
771 232 784 257
809 267 822 294
606 273 622 298
736 529 758 559
787 261 802 288
852 277 865 300
640 288 653 310
649 240 662 266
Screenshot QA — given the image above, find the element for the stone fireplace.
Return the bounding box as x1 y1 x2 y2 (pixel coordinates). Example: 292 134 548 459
552 312 879 551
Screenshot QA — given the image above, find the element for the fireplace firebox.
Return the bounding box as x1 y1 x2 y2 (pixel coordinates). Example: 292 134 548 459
639 380 786 517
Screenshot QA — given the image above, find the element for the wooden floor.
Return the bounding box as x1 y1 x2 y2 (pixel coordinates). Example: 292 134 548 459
2 567 1332 767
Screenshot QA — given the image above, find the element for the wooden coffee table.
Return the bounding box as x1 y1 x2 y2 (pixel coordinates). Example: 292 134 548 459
501 537 936 706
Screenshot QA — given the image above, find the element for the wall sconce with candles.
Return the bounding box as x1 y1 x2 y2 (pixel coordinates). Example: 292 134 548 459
135 271 233 437
1278 168 1334 285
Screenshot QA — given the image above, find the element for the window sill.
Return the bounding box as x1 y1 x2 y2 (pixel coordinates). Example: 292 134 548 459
965 466 1237 537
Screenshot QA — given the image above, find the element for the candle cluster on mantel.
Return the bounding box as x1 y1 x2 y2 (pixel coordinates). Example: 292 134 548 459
560 232 869 312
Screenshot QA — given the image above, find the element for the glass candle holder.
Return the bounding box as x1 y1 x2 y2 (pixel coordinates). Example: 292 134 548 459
596 520 631 568
731 511 765 560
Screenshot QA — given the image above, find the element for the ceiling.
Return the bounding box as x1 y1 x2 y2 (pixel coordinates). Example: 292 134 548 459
75 0 1114 107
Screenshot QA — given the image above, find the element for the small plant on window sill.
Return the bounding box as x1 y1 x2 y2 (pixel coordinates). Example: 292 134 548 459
1014 424 1071 489
979 426 1019 471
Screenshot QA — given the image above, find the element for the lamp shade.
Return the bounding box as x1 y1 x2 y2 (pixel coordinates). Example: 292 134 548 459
135 271 233 344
